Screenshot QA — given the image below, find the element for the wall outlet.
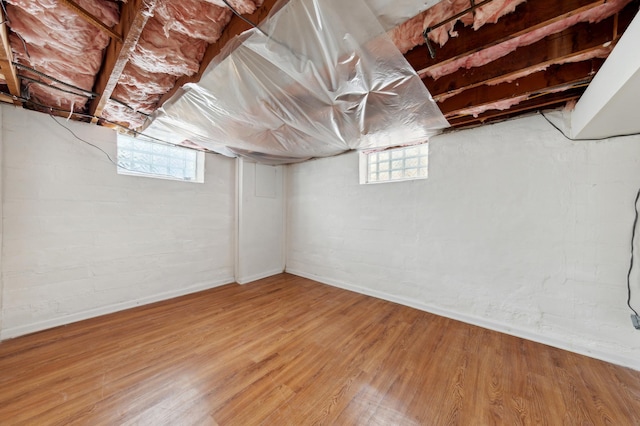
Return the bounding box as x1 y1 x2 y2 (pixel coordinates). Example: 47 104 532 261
632 315 640 330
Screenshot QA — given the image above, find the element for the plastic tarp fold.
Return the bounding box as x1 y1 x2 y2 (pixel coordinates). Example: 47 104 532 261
144 0 449 164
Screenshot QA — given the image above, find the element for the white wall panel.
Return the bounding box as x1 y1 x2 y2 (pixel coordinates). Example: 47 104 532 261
0 106 235 339
236 159 285 284
287 114 640 369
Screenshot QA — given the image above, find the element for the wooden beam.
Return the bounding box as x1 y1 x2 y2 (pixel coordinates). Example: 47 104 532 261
423 6 635 99
406 0 606 74
439 59 604 117
90 0 158 120
58 0 123 43
447 89 585 128
0 92 14 104
158 0 279 107
0 8 21 106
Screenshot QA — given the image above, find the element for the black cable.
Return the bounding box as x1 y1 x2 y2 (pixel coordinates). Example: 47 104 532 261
12 62 100 98
14 33 30 59
628 189 640 317
20 75 95 99
0 90 200 151
48 115 197 180
540 111 640 141
221 0 269 37
540 112 640 316
0 0 9 24
49 114 119 165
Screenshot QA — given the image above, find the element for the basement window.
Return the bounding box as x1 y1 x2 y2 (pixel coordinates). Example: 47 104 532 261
116 134 204 183
359 143 428 184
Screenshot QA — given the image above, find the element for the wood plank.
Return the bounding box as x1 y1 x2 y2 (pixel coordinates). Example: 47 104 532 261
0 7 21 106
89 0 159 121
158 0 279 107
439 59 604 117
58 0 123 43
1 273 639 424
423 5 636 99
405 0 605 74
447 89 585 127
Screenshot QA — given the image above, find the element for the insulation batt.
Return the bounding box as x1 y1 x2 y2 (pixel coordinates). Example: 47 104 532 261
100 100 148 129
118 64 179 97
155 0 233 43
452 85 572 118
10 33 103 81
6 0 118 110
389 0 527 54
422 0 632 80
205 0 262 15
128 16 208 76
102 0 257 126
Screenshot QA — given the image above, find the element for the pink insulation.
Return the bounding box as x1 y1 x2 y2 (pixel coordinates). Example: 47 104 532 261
206 0 261 15
451 85 579 118
100 99 148 129
128 17 208 77
6 0 118 110
101 0 259 127
422 0 632 80
485 46 612 87
451 95 528 118
155 0 233 44
389 0 527 54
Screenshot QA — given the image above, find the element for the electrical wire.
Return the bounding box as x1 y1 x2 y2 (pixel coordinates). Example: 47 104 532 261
221 0 269 37
627 188 640 317
12 62 100 98
540 111 640 316
540 111 640 141
49 114 119 165
48 115 197 180
19 75 95 99
0 90 197 150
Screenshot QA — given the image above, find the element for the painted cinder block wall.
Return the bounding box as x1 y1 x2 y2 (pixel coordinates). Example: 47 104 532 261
286 114 640 369
0 105 236 339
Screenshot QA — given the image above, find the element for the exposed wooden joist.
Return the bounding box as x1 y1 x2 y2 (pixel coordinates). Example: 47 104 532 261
58 0 123 43
447 89 585 128
439 59 604 117
423 6 635 99
0 8 21 106
158 0 279 107
406 0 606 74
90 0 159 121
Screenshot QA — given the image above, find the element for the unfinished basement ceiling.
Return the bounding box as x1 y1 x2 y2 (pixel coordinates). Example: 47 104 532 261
0 0 638 160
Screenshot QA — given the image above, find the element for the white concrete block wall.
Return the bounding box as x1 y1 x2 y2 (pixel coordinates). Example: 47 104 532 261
0 106 235 339
287 114 640 369
236 160 285 284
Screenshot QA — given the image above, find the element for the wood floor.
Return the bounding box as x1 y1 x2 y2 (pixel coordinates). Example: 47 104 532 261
1 274 639 425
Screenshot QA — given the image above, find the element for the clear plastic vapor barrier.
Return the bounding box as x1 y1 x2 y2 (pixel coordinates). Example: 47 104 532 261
144 0 449 164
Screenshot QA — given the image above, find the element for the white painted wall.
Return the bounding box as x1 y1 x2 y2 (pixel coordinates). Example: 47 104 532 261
236 159 285 284
0 105 235 339
287 114 640 369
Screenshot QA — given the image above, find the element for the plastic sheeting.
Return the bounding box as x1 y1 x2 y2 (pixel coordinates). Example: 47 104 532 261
145 0 449 164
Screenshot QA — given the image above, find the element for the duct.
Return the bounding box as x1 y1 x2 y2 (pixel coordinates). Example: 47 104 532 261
145 0 449 164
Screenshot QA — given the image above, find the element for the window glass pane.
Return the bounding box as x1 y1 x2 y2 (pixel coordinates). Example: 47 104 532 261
117 135 202 182
362 142 428 184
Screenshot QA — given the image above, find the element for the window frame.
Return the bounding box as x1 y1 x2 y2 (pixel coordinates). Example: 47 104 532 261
359 143 428 184
116 134 205 183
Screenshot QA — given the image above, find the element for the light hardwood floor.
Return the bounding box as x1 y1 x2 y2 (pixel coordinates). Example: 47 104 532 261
1 273 639 425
